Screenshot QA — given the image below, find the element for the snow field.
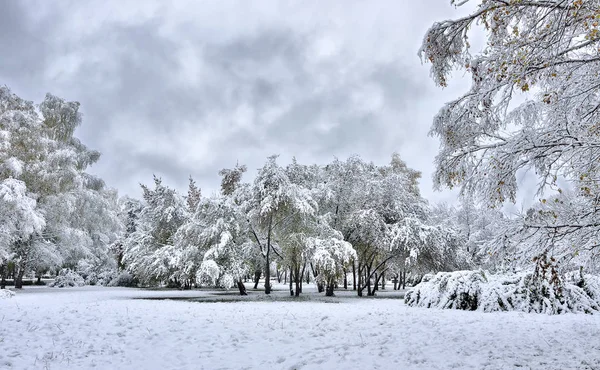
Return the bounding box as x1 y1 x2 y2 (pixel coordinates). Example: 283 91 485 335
1 286 599 370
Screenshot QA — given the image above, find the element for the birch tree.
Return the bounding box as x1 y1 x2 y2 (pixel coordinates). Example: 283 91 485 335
422 0 600 269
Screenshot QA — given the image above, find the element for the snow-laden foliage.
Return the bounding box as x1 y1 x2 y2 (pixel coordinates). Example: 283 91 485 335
243 155 320 294
108 272 138 287
421 1 600 273
122 177 188 285
50 269 86 288
317 154 462 295
406 268 600 314
176 195 253 289
485 190 600 274
197 260 220 286
1 87 120 287
0 178 45 265
120 154 466 296
308 237 356 294
431 199 505 268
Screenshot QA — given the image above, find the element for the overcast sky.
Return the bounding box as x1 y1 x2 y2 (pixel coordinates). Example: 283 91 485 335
0 0 481 203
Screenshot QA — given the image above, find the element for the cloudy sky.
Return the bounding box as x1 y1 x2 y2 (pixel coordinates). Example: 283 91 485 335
1 0 479 203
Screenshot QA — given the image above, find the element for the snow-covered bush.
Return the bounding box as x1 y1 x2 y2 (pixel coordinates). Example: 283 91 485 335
0 289 15 299
109 272 138 287
50 269 85 288
405 268 600 314
219 273 235 290
196 260 220 286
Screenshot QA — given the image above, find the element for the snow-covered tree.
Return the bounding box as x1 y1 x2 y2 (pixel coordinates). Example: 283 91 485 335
0 87 117 287
122 176 188 286
421 0 600 270
185 176 201 212
483 189 600 275
308 237 356 296
176 195 253 294
245 155 317 294
0 178 45 288
318 154 451 296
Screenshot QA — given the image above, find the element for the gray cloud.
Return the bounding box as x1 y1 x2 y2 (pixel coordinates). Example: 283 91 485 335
0 0 471 203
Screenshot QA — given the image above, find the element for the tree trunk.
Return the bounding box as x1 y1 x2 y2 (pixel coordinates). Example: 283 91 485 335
343 268 348 289
306 269 310 284
253 270 261 289
276 267 281 283
352 260 357 291
264 256 271 294
289 268 294 296
295 270 301 297
0 265 6 289
317 282 325 293
357 262 363 296
381 271 385 290
373 272 385 295
299 263 306 294
264 215 273 295
15 268 25 289
402 270 407 290
237 280 248 295
325 281 335 296
366 265 374 296
373 273 378 292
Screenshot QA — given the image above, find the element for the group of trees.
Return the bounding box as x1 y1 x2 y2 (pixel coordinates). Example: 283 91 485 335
119 154 469 296
0 87 472 296
0 87 121 289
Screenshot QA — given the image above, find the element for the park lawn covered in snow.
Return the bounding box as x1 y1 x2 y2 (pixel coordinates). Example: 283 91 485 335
1 284 599 370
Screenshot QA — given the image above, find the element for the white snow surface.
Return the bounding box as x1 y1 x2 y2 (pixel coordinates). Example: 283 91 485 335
1 284 599 370
0 289 15 299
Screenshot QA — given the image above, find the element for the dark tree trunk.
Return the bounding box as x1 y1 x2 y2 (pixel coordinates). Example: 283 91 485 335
289 268 294 296
306 269 310 284
264 257 271 294
393 273 398 290
373 272 385 295
276 267 281 283
295 272 301 297
352 260 357 291
381 271 385 290
373 273 378 292
15 268 25 289
325 281 335 296
357 262 363 296
253 270 261 289
299 263 306 294
317 282 325 293
343 268 348 289
237 280 248 295
264 216 273 295
402 270 407 290
0 265 6 289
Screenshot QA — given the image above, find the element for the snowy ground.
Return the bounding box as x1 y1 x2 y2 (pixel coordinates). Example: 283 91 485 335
1 283 599 370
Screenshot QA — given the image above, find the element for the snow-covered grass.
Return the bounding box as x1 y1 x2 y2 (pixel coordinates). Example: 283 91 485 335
0 289 15 299
1 283 599 369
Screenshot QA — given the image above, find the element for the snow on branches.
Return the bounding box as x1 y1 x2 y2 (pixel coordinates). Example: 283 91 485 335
422 0 600 272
